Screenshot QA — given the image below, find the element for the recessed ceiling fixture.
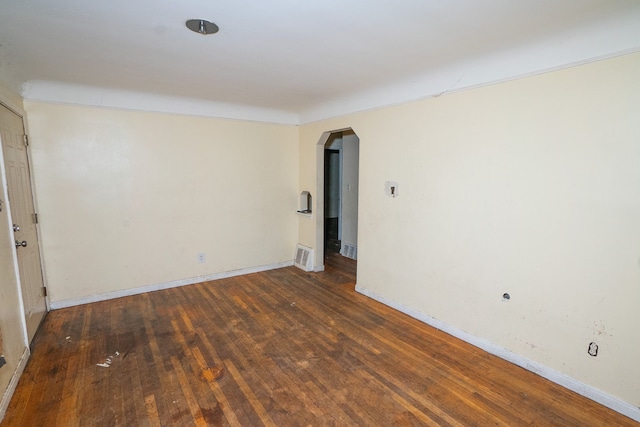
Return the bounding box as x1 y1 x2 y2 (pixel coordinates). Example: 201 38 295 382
186 19 219 35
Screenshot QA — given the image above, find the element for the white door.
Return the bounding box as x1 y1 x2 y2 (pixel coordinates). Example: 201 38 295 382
0 104 47 342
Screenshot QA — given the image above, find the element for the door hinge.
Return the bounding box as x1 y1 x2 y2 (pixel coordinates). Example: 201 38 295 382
41 287 47 297
23 134 29 147
32 213 39 224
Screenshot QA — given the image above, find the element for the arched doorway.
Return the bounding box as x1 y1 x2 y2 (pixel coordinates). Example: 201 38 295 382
315 129 359 269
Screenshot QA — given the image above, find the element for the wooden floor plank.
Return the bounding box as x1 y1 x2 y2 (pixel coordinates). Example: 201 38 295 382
168 317 227 426
170 355 209 427
144 394 161 427
191 345 243 427
2 254 637 426
140 294 189 426
224 359 277 427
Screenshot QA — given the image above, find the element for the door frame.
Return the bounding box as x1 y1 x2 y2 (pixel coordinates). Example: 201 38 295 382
0 101 49 344
323 147 342 259
0 102 30 346
314 127 357 270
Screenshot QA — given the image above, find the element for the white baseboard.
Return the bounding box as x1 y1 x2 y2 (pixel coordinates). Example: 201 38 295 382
0 347 30 423
50 260 294 310
355 284 640 423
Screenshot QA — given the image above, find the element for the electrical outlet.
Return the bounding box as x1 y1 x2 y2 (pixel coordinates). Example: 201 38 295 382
197 253 206 264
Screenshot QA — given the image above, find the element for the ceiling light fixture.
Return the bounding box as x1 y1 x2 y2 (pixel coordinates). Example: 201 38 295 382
186 19 219 35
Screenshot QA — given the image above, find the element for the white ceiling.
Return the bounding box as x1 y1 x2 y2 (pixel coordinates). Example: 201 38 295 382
1 0 640 124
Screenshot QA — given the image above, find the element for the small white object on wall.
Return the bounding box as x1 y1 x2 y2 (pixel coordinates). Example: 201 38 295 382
294 244 314 272
385 181 399 198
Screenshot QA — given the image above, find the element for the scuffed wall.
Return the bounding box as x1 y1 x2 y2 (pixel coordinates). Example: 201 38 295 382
299 52 640 408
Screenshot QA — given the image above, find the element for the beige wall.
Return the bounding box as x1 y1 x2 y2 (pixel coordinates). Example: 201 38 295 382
24 102 299 304
299 53 640 406
0 82 28 412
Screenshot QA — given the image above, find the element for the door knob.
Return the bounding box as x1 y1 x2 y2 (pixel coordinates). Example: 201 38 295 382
15 240 27 248
13 224 20 232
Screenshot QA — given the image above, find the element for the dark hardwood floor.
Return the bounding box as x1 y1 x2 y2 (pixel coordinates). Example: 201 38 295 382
2 253 637 426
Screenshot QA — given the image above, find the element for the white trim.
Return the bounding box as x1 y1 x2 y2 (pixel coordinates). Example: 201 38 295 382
22 81 300 126
17 35 640 127
0 347 30 423
50 260 294 310
299 47 640 125
19 43 640 128
22 117 52 314
314 128 354 270
355 284 640 423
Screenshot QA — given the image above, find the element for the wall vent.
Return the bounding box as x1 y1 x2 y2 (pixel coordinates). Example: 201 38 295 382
342 244 358 260
294 244 314 272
